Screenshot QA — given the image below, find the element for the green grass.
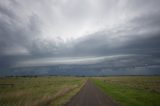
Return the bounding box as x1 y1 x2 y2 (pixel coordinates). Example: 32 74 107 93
0 76 86 106
1 76 159 106
93 76 160 106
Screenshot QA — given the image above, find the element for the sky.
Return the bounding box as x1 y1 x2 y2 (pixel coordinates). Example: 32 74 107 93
0 0 160 69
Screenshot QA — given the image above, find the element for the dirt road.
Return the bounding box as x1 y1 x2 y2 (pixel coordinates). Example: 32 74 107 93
64 80 119 106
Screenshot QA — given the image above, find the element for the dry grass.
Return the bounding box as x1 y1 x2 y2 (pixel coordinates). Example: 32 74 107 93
33 85 77 106
0 76 86 106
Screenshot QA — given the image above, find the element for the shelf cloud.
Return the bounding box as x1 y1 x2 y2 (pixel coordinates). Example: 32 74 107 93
0 0 160 69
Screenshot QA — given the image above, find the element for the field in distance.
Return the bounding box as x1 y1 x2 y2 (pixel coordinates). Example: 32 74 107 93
0 76 160 106
93 76 160 106
0 76 86 106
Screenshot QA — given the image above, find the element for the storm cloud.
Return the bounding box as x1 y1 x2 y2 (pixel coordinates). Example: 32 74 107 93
0 0 160 70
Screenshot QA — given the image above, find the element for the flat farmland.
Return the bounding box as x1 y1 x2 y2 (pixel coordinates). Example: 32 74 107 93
0 76 160 106
93 76 160 106
0 77 86 106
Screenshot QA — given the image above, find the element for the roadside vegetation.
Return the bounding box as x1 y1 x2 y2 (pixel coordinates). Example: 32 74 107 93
1 76 160 106
93 76 160 106
0 76 86 106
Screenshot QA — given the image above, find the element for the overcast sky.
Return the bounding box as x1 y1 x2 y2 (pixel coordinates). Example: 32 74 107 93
0 0 160 68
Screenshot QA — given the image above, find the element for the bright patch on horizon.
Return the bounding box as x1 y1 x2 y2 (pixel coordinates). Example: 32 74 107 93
14 54 135 67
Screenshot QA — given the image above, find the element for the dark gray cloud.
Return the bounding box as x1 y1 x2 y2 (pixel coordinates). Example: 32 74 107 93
0 0 160 70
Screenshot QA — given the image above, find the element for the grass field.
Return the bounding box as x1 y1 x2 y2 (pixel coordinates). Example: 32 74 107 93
93 76 160 106
0 76 86 106
1 76 160 106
